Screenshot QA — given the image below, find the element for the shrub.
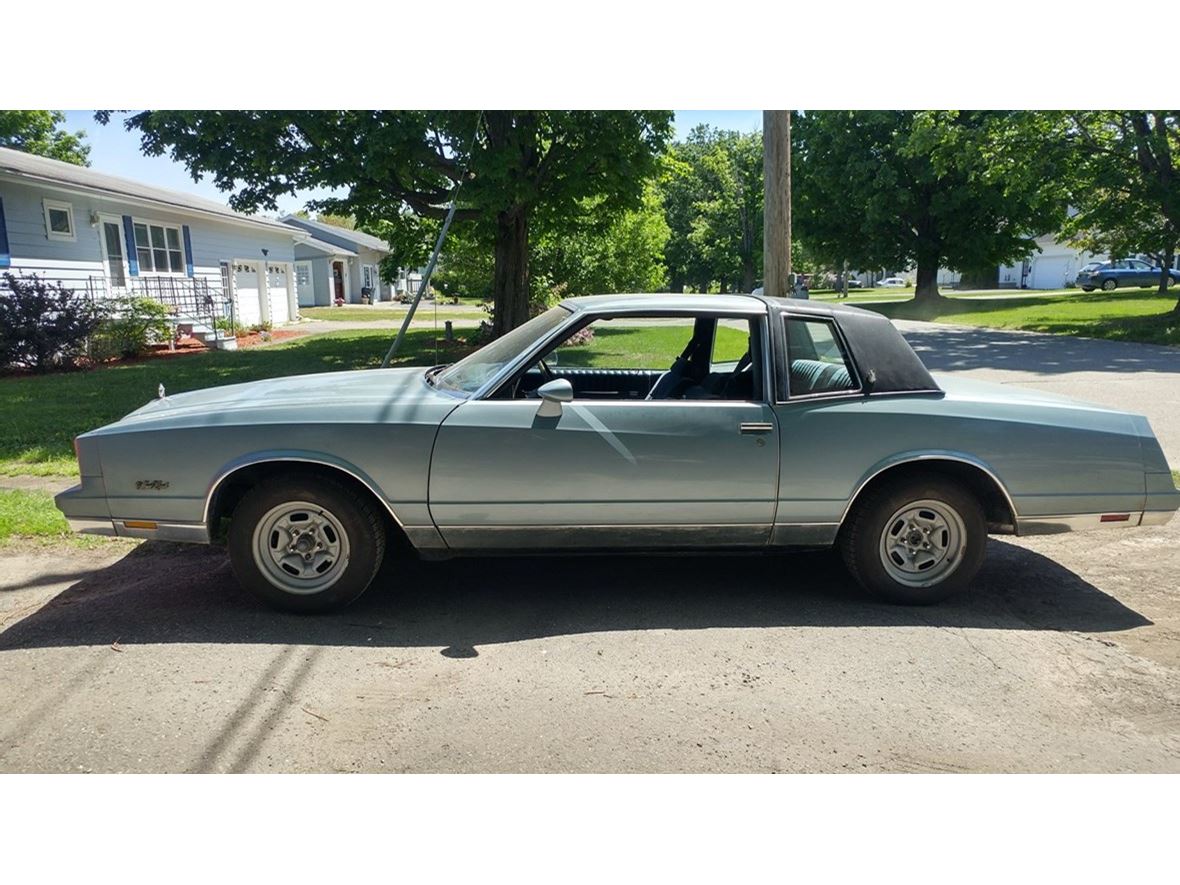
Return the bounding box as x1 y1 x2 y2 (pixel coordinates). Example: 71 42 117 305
0 272 105 373
89 296 173 360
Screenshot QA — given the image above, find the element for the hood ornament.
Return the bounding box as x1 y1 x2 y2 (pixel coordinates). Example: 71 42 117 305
158 383 166 400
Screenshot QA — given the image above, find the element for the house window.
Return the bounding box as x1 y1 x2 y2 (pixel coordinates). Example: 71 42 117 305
132 220 185 273
43 199 76 242
362 264 375 290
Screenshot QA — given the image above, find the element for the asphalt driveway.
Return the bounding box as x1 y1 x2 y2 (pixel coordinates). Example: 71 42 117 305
895 320 1180 467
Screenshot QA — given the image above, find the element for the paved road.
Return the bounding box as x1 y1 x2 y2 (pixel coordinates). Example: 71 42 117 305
896 321 1180 468
1 515 1178 773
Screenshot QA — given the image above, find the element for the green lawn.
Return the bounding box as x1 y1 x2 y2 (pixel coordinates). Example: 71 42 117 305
869 289 1180 347
555 325 749 368
0 329 472 477
0 488 69 540
301 306 482 323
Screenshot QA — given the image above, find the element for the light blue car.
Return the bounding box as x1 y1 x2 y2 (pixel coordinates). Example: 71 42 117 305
56 294 1179 612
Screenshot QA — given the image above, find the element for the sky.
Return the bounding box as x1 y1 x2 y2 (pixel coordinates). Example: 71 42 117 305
61 110 760 219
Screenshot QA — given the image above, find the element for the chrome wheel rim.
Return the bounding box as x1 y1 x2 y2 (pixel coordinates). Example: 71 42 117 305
878 499 966 588
252 501 350 595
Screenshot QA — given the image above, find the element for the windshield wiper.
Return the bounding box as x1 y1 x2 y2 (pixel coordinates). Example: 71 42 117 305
424 365 449 387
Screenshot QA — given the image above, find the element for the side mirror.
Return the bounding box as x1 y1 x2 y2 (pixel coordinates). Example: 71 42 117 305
536 378 573 418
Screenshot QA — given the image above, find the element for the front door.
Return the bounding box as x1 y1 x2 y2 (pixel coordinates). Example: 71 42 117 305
98 216 128 290
332 262 345 302
428 313 780 549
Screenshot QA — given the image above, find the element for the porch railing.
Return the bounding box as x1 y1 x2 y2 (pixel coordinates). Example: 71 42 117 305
0 268 236 338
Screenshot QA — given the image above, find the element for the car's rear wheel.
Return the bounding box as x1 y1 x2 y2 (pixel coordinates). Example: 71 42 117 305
1101 279 1118 291
839 476 986 605
228 474 385 613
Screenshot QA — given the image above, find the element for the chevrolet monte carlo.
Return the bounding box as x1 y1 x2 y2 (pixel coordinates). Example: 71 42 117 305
56 294 1180 612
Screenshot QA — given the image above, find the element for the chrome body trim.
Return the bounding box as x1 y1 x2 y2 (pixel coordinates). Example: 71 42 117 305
202 454 408 530
837 453 1020 529
440 523 774 550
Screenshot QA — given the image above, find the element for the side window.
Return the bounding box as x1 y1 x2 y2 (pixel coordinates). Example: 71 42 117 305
784 316 858 397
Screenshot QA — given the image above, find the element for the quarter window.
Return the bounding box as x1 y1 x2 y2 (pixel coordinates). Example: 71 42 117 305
133 221 185 273
784 316 858 396
43 200 75 241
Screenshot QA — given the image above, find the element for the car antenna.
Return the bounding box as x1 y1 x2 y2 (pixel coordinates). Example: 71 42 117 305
380 110 483 370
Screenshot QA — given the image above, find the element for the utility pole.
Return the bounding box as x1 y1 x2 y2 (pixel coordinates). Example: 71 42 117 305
763 110 792 297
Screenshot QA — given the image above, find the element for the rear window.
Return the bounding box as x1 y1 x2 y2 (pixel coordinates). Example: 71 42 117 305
784 317 858 397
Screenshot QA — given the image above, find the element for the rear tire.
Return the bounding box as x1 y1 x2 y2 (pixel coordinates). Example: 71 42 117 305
228 473 386 613
839 476 986 605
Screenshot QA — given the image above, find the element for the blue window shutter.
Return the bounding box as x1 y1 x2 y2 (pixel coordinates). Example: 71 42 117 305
182 224 194 277
0 197 10 268
122 215 139 276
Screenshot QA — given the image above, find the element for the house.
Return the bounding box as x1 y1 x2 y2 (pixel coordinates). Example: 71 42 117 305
279 215 394 306
0 146 304 345
998 234 1105 289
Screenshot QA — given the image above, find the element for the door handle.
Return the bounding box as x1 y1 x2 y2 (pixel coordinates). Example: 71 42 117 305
739 422 774 434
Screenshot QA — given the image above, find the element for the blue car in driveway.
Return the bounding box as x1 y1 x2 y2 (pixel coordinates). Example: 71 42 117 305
55 294 1180 613
1075 259 1179 292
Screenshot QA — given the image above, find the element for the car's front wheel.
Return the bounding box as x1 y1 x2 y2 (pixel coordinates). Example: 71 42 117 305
228 473 386 613
1080 286 1094 292
839 476 986 605
1101 279 1118 291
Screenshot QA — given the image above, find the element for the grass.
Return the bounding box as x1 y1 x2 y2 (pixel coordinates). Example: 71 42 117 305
0 328 473 477
868 289 1180 347
0 488 69 540
301 306 482 323
555 325 749 368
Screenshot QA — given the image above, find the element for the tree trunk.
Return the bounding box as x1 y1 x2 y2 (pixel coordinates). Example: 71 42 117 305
1159 247 1175 296
492 206 530 337
913 259 942 304
740 260 756 293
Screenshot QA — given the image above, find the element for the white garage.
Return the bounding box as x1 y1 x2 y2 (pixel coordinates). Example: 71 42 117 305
233 260 263 328
266 262 292 324
1029 255 1074 290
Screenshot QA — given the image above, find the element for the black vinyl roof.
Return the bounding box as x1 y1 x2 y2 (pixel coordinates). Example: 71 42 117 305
758 296 940 394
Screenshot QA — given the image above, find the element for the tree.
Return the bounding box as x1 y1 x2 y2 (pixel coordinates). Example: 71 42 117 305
1058 111 1180 308
793 111 1068 304
0 111 89 165
433 184 669 308
661 126 763 293
109 111 672 335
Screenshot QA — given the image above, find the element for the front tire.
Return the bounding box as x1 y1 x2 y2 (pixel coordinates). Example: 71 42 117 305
228 474 386 613
1101 279 1118 291
839 476 986 605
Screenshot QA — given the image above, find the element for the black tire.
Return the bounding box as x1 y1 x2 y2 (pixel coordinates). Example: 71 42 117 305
838 475 986 605
1101 278 1118 291
1080 287 1094 292
227 473 386 613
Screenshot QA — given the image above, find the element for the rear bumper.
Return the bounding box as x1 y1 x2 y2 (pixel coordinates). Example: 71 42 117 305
1018 510 1174 535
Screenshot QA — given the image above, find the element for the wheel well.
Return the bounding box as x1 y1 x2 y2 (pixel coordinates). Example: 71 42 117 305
206 460 409 549
844 459 1016 534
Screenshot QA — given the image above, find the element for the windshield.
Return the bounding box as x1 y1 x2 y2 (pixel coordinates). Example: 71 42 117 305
432 306 572 395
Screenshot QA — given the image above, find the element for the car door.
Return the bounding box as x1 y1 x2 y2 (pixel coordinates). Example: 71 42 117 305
428 313 780 550
1129 259 1154 287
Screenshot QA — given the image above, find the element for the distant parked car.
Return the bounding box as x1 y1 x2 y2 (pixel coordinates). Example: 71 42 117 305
878 277 908 288
1075 259 1179 292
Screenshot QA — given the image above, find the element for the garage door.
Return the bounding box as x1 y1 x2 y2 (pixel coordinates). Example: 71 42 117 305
233 261 262 327
267 263 290 324
1030 256 1072 290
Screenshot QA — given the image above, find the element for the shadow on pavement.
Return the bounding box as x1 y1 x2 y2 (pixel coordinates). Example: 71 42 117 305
0 537 1150 655
898 324 1180 377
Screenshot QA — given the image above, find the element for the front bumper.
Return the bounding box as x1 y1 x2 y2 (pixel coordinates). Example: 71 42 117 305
56 481 210 544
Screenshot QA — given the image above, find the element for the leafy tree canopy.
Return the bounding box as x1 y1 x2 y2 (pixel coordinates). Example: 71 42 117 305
1056 110 1180 304
793 110 1068 302
0 111 90 166
109 110 672 334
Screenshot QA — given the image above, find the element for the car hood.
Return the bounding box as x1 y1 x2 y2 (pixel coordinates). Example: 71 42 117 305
113 366 457 426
